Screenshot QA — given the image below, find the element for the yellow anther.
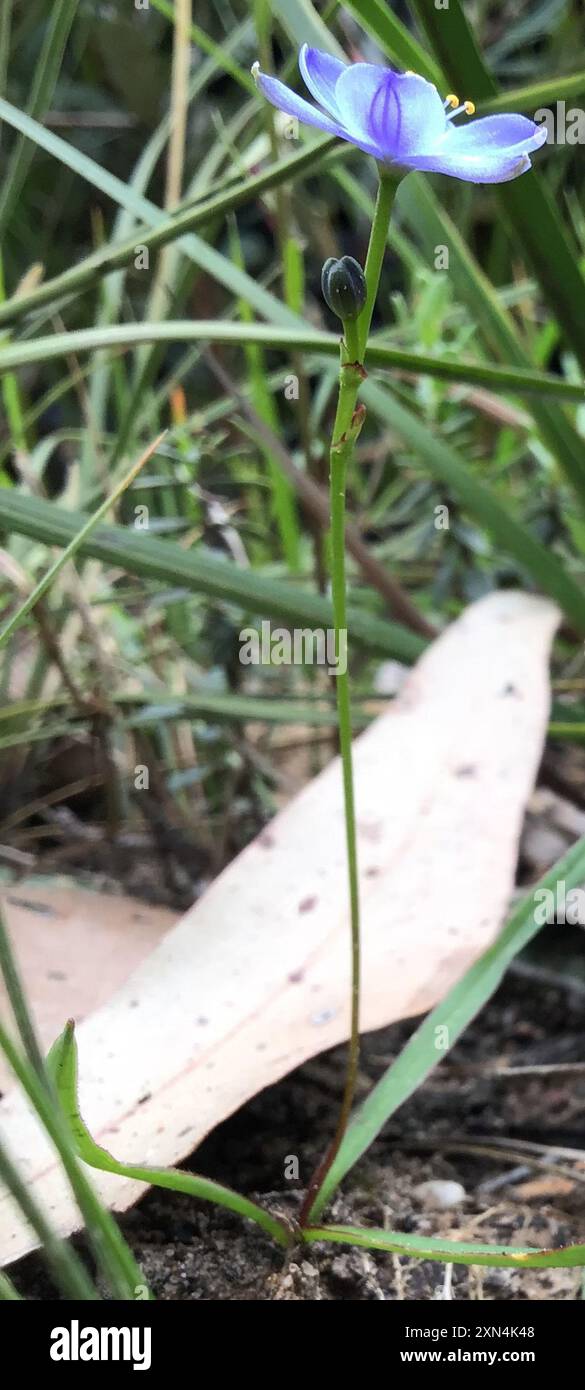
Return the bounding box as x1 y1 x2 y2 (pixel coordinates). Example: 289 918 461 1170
405 69 418 76
464 100 476 115
445 93 459 108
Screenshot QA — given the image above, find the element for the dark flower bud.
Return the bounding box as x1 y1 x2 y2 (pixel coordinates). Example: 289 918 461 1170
321 255 367 322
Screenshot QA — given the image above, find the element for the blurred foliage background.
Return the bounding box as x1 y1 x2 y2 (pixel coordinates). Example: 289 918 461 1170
0 0 584 905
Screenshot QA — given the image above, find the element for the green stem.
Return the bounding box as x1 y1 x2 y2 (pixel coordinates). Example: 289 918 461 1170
357 171 401 358
299 171 399 1227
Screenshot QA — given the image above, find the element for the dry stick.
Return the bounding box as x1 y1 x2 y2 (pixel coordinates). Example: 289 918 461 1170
488 1061 585 1078
395 1137 585 1185
53 310 108 489
145 0 192 351
0 771 106 835
389 368 532 430
33 601 94 713
165 0 191 211
204 348 435 640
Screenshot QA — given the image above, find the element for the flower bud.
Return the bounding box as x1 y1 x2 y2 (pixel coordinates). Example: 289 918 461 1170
321 255 367 322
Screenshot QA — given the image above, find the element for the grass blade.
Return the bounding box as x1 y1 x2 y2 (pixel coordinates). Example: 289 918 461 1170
0 96 302 330
338 0 441 84
0 0 78 233
361 376 585 634
397 175 585 508
49 1021 292 1249
0 1134 97 1298
304 1224 585 1268
0 906 147 1297
81 15 254 498
479 70 585 115
0 320 582 401
0 1023 148 1298
0 903 46 1082
0 97 338 330
229 222 300 569
0 489 425 663
309 833 585 1219
150 0 255 95
0 1271 22 1299
0 433 165 651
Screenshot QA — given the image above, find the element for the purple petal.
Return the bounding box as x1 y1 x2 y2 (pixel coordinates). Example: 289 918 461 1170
402 148 535 184
335 66 446 160
298 44 346 117
402 112 548 183
441 113 547 157
255 71 347 140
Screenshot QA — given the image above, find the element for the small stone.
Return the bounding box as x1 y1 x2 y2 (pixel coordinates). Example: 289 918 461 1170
415 1179 466 1210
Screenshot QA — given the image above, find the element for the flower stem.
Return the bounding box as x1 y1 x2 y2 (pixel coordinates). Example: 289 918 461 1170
357 170 400 357
299 171 400 1228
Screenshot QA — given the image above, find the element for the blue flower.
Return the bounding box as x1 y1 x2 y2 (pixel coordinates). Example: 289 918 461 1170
252 45 547 184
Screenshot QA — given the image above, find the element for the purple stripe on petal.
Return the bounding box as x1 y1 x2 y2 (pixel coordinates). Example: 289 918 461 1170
403 149 534 183
255 72 348 140
384 73 447 156
335 66 446 160
334 63 398 157
298 44 346 117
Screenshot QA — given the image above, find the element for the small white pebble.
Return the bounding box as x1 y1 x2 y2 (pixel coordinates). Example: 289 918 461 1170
414 1179 466 1210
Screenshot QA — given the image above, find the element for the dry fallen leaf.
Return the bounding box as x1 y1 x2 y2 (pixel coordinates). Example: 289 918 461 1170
514 1176 575 1200
0 591 559 1264
0 886 175 1092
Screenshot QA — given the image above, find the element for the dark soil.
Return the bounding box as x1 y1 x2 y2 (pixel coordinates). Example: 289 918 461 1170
11 952 585 1300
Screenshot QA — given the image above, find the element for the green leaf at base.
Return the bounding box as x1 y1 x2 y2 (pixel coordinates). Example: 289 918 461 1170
47 1021 293 1249
305 1224 585 1268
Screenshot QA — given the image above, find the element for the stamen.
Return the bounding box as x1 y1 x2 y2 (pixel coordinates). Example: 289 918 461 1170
444 93 459 110
446 96 476 120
